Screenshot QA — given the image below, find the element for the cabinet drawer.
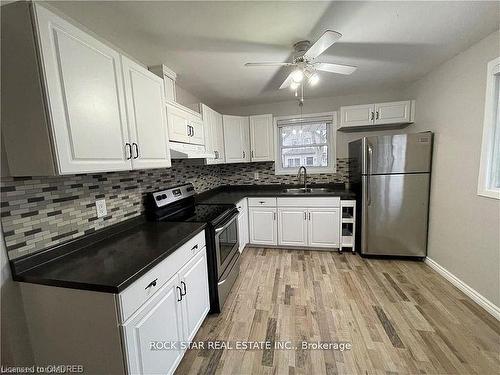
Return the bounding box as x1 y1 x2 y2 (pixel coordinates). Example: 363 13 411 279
277 197 340 207
248 197 277 207
118 230 205 322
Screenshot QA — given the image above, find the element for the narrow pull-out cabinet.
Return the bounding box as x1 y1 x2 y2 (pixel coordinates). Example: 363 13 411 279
1 2 171 175
236 199 249 252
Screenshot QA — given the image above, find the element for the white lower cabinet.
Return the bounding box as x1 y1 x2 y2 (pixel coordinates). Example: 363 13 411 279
248 207 277 246
178 251 210 341
122 275 185 375
307 208 340 248
121 237 210 375
278 208 308 247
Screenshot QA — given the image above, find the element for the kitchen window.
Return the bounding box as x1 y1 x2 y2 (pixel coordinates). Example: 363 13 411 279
275 112 336 175
478 56 500 199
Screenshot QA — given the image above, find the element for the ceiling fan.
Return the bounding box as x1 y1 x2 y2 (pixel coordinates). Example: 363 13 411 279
245 30 357 90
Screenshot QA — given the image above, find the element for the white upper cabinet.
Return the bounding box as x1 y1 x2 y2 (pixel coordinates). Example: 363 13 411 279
338 100 415 131
374 101 412 125
166 102 205 145
2 3 173 175
35 4 131 174
340 104 375 128
122 56 171 169
166 104 190 144
223 115 250 163
249 114 274 162
202 104 225 164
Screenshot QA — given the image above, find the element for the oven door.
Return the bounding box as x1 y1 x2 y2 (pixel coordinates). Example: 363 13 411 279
214 213 239 279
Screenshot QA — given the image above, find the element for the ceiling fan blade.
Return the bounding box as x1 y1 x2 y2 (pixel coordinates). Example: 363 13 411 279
279 71 295 89
315 62 357 75
303 30 342 60
245 62 295 67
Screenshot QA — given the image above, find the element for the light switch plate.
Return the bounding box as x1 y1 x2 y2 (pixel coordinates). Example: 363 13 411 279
96 199 107 218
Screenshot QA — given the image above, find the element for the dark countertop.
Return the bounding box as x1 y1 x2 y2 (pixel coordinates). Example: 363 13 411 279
11 217 206 294
196 184 356 205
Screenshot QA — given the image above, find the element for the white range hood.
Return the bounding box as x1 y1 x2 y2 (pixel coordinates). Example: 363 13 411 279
169 142 215 159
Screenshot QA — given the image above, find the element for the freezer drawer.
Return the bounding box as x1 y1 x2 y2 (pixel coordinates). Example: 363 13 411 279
362 132 433 175
361 173 429 257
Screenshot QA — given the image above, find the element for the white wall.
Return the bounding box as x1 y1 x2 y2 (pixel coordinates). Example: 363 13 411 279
404 31 500 306
218 88 412 157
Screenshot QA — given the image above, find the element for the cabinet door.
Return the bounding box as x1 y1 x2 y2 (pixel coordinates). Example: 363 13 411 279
203 105 225 165
122 275 184 375
223 115 250 163
250 114 274 161
249 207 277 245
340 104 375 128
307 208 340 248
374 101 411 125
189 117 205 145
278 208 308 247
122 56 171 169
178 249 210 342
34 4 132 174
166 105 190 143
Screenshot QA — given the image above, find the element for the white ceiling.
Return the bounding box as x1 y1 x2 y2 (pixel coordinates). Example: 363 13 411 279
47 1 499 108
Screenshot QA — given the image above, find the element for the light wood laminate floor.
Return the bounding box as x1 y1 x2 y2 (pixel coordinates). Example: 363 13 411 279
176 248 500 375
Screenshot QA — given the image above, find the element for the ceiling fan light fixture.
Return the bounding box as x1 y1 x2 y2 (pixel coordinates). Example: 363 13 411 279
291 69 304 83
308 73 320 86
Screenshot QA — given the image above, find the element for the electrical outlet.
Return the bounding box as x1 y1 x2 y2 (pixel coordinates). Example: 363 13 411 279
254 172 259 180
95 199 107 218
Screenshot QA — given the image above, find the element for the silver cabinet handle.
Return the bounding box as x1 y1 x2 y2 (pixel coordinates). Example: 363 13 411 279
308 212 311 220
251 150 254 158
375 111 379 120
370 112 374 121
243 151 246 158
214 150 219 159
304 212 306 220
273 212 276 220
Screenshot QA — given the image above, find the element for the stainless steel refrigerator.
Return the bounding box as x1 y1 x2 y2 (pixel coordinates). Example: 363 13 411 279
349 132 433 257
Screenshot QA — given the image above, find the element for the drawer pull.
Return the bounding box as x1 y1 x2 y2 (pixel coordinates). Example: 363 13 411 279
259 201 265 204
181 281 187 296
145 278 157 290
176 286 183 302
191 244 198 252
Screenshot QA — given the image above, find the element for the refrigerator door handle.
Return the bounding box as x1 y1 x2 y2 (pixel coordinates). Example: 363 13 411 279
367 144 373 206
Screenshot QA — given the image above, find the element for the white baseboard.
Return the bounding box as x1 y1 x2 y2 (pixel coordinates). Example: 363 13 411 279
425 257 500 321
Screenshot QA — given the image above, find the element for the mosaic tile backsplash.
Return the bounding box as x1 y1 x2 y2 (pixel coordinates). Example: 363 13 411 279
1 159 350 259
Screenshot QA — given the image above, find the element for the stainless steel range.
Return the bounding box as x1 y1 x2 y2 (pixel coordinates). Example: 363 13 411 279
146 184 240 313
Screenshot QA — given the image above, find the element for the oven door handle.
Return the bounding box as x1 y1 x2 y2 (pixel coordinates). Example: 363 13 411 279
214 212 238 234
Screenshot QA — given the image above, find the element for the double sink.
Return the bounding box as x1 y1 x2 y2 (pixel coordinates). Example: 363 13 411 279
282 187 336 194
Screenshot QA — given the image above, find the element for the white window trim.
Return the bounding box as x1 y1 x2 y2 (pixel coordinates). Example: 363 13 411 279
478 56 500 200
274 111 337 175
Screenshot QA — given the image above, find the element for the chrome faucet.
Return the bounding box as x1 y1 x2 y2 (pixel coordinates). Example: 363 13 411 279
297 166 308 189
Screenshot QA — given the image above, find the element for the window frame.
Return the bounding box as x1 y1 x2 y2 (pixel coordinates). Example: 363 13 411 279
274 111 337 175
478 56 500 200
